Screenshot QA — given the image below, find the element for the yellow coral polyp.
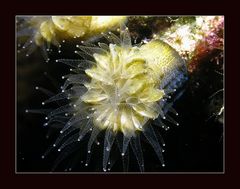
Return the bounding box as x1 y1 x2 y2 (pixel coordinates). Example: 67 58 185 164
29 26 187 171
39 20 57 44
52 16 92 38
31 16 127 47
80 38 182 136
90 16 127 34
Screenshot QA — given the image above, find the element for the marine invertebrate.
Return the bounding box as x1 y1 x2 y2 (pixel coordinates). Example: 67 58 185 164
17 16 127 60
26 27 187 172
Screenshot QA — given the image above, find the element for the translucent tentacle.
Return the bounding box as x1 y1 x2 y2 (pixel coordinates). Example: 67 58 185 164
120 28 131 47
143 125 165 166
35 86 55 97
53 127 79 148
51 142 80 171
103 129 115 171
43 86 87 104
165 114 179 126
25 108 53 115
98 42 109 51
77 45 107 57
48 104 74 117
122 148 129 172
60 113 92 133
77 119 92 141
57 132 79 152
122 136 131 156
130 134 144 172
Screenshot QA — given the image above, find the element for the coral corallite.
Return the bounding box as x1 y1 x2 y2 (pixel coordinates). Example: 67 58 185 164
38 29 187 172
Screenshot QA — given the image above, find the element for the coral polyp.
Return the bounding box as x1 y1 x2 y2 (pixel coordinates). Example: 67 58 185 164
28 27 187 172
80 30 186 137
82 42 164 135
17 16 127 59
24 25 187 171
